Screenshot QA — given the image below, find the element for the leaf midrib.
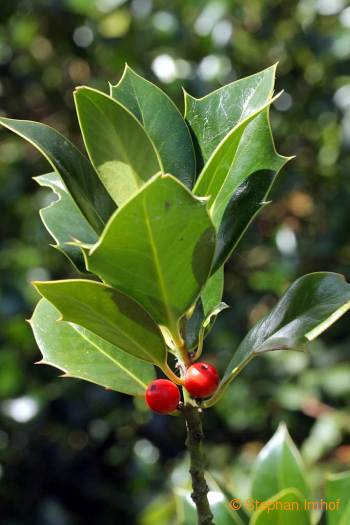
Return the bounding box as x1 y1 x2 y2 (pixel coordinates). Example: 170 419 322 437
73 325 149 390
142 193 177 333
84 94 138 177
57 288 162 364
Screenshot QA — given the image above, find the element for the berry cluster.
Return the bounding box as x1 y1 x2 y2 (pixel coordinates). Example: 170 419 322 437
145 362 220 414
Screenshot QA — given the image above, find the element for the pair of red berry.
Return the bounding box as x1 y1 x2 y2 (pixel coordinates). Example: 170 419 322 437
145 362 219 414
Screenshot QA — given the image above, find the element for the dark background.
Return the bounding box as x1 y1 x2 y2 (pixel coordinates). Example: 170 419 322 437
0 0 349 523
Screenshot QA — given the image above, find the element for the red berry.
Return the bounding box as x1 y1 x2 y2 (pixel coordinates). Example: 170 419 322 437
145 379 180 414
184 362 220 398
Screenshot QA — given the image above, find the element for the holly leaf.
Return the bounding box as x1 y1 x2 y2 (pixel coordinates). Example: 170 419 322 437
110 64 196 188
193 104 287 229
185 64 276 168
202 267 225 316
182 268 225 350
87 174 216 340
186 65 289 271
325 471 350 525
33 279 168 369
74 86 161 206
205 272 350 407
251 423 310 502
183 301 228 352
208 111 290 271
34 172 98 272
0 117 115 233
250 488 310 525
30 299 155 396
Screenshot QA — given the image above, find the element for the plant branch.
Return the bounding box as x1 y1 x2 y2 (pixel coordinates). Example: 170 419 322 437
183 404 215 525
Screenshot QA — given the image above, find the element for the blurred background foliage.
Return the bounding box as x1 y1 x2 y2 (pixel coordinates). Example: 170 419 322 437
0 0 350 523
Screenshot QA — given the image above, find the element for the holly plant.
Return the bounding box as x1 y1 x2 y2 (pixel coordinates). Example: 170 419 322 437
2 64 350 525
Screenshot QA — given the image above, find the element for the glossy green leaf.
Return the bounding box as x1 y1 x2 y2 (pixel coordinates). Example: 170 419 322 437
194 107 287 231
188 67 288 272
87 174 216 339
205 272 350 407
209 111 289 271
0 116 115 233
35 172 98 272
185 64 276 167
30 299 155 396
33 279 168 368
181 267 227 350
110 64 196 188
325 471 350 525
202 267 224 316
251 423 310 502
182 268 225 350
249 488 310 525
183 301 228 352
74 86 161 206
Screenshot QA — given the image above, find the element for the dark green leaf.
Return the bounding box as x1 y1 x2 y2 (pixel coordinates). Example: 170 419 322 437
193 107 287 230
33 279 168 368
30 299 155 395
206 273 350 407
0 116 115 233
202 267 224 316
326 471 350 525
110 64 196 187
182 268 225 350
251 423 310 502
183 301 228 352
185 64 276 168
209 110 289 270
74 86 161 206
87 174 216 340
35 172 98 272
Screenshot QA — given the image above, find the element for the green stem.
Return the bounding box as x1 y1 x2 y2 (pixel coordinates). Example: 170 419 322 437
162 362 184 385
182 404 215 525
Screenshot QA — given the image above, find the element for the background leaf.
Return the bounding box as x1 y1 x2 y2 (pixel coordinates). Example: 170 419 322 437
206 272 350 406
174 482 242 525
110 64 196 187
30 299 155 396
325 471 350 525
0 117 115 232
185 65 276 168
249 488 310 525
74 86 161 206
33 279 167 368
34 172 98 272
87 175 216 338
251 423 310 502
